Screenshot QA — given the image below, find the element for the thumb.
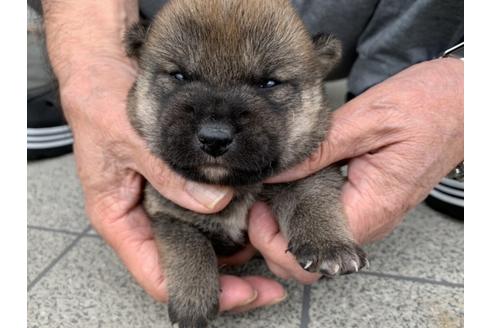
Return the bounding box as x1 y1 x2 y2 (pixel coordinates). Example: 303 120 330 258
137 152 234 214
265 90 401 183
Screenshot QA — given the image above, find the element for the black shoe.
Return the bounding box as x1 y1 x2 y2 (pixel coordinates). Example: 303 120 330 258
425 165 464 220
27 85 73 161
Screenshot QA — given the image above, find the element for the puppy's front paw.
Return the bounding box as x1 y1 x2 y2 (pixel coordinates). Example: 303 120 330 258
289 239 368 277
168 294 219 328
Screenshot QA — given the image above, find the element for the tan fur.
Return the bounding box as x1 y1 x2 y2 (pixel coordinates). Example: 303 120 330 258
282 82 327 166
199 166 230 183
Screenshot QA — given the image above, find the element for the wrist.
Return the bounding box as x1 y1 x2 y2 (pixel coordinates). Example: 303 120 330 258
58 58 137 126
402 58 463 117
435 57 464 80
42 0 138 85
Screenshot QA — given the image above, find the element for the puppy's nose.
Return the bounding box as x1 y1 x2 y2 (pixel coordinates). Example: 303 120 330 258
197 123 234 157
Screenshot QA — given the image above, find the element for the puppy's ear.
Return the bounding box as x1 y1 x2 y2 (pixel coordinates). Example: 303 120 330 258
312 33 342 75
124 20 150 58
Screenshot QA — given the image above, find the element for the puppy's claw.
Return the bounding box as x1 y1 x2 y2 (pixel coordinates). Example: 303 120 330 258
350 260 359 272
289 240 367 277
303 260 314 270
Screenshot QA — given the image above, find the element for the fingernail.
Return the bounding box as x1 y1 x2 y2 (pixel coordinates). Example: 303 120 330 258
266 291 288 306
184 181 230 209
238 289 258 307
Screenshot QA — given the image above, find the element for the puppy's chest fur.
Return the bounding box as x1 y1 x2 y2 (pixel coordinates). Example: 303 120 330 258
144 184 262 256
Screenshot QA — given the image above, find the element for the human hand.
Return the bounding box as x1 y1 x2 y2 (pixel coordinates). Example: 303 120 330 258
249 58 463 283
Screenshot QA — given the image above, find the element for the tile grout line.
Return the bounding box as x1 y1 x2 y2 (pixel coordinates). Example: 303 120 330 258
299 285 312 328
359 271 464 288
28 224 101 238
28 224 92 292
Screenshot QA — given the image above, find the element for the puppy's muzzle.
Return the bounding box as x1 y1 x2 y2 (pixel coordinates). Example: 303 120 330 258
197 122 234 157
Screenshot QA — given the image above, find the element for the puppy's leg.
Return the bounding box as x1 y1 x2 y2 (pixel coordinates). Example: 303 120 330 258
267 166 367 277
152 214 219 327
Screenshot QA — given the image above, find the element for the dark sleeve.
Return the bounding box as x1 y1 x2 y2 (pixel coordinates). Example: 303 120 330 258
27 0 42 15
300 0 463 95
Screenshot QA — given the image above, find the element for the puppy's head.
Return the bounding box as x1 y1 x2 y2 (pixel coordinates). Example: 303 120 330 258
126 0 341 185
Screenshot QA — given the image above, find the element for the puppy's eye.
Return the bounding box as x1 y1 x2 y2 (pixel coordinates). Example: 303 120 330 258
259 79 280 89
171 72 187 81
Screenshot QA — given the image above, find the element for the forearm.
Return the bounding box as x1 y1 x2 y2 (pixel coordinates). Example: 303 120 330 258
41 0 138 85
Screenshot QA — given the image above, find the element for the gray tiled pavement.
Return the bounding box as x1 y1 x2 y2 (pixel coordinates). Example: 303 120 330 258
27 229 76 285
27 154 464 328
308 275 463 328
27 155 87 233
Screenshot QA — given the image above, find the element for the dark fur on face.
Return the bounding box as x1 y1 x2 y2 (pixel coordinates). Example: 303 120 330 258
127 0 340 185
125 1 365 327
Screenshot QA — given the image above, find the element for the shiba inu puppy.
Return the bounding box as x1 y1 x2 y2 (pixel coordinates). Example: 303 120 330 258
125 0 366 326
